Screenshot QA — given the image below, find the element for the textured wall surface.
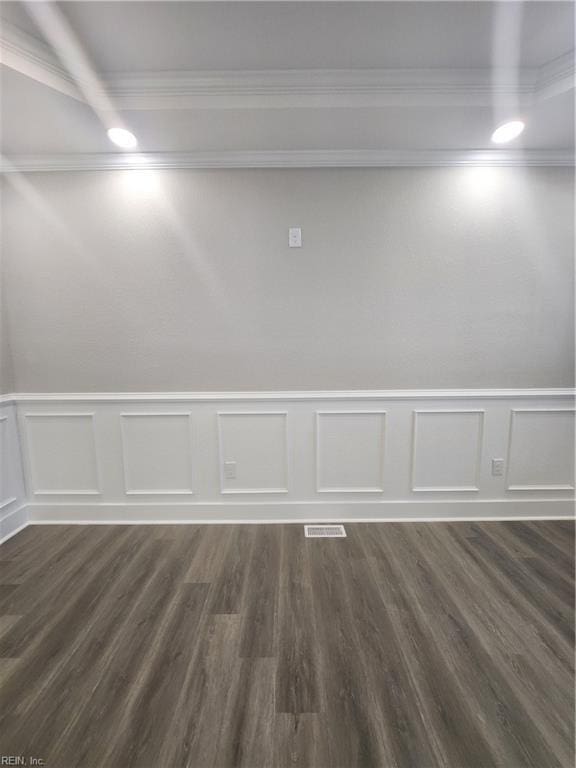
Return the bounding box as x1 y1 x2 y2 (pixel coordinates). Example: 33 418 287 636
0 318 13 395
0 242 14 394
1 167 574 392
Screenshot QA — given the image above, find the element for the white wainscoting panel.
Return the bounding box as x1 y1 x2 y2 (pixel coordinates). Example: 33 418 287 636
24 413 100 495
2 390 573 524
0 403 28 542
316 411 386 492
411 410 485 492
217 412 288 494
506 409 576 491
120 412 194 495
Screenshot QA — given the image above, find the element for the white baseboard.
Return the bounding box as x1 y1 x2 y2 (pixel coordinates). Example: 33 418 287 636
0 504 29 544
25 498 574 525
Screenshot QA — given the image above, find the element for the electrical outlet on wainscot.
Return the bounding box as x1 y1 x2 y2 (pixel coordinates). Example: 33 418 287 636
224 461 237 480
491 458 505 477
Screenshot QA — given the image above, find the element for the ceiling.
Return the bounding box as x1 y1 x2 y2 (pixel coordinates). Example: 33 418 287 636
1 1 574 169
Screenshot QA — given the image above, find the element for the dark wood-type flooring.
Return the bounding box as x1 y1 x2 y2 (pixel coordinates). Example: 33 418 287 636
0 520 574 767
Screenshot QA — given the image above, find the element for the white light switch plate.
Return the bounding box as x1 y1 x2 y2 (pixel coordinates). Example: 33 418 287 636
288 227 302 248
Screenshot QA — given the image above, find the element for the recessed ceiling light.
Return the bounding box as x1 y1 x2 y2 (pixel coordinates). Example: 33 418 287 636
491 120 525 144
107 127 138 149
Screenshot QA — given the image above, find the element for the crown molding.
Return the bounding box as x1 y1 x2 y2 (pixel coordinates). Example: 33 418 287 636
108 67 538 109
536 51 576 101
1 19 573 110
1 149 573 173
0 19 83 102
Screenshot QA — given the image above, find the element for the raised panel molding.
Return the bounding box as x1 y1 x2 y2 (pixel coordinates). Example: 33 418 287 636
411 410 485 493
316 411 386 493
506 409 576 491
120 412 194 495
217 412 288 494
24 413 100 495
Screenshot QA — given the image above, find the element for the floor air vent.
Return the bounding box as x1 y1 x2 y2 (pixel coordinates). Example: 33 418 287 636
304 524 346 538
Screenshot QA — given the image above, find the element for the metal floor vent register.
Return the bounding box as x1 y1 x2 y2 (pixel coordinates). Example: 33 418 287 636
304 524 347 538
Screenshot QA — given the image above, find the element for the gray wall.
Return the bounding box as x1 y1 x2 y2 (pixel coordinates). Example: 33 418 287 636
0 324 13 394
0 317 14 395
1 167 573 392
0 224 14 394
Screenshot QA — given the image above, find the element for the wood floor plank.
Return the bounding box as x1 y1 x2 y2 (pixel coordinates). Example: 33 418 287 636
157 613 243 767
450 524 574 649
40 537 197 767
6 537 168 763
239 525 280 658
100 582 211 768
209 525 255 614
413 524 573 767
308 537 392 767
0 520 573 768
213 657 276 768
275 525 320 714
385 524 567 767
502 521 574 578
273 713 328 768
362 536 498 768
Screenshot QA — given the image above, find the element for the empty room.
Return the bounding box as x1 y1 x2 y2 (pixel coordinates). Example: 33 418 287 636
0 1 574 766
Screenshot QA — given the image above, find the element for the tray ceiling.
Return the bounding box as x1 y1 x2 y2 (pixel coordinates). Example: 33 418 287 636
1 1 574 169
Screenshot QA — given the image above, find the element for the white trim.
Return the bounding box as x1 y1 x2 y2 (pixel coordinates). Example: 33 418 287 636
0 504 29 545
2 150 573 173
505 408 576 492
4 388 575 404
23 412 101 496
26 517 575 525
0 19 83 102
216 411 289 494
119 411 195 496
107 67 543 110
315 410 387 493
537 51 576 101
411 409 485 493
23 498 574 525
0 520 28 545
507 484 575 492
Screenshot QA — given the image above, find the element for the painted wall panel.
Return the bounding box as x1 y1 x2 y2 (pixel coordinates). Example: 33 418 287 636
25 413 99 494
218 412 288 493
121 413 194 494
316 411 386 492
507 409 575 490
412 410 484 491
